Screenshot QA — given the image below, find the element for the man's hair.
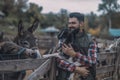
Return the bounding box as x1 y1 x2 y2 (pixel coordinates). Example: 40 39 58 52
69 12 84 22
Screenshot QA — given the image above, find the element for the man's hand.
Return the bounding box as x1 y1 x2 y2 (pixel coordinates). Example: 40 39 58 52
75 66 89 77
62 44 76 57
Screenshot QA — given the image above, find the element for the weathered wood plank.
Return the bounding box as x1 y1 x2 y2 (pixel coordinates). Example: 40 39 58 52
0 58 49 72
96 64 120 74
113 47 120 80
102 77 112 80
98 52 116 60
27 59 51 80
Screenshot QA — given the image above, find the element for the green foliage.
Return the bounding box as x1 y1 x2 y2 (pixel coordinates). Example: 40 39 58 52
98 0 120 14
41 9 68 29
25 3 43 22
86 12 99 29
0 0 4 10
111 12 120 28
0 0 120 38
98 0 120 30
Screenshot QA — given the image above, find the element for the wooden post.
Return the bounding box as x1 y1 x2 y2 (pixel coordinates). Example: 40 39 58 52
48 58 56 80
113 46 120 80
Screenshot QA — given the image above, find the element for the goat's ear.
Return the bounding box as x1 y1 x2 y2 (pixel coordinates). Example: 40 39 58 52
18 20 24 36
27 18 39 33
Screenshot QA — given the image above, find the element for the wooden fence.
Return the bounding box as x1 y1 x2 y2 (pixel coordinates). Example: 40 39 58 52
0 37 120 80
96 51 120 80
0 49 119 80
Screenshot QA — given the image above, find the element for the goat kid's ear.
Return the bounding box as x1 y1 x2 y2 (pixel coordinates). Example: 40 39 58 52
27 19 39 33
18 20 24 36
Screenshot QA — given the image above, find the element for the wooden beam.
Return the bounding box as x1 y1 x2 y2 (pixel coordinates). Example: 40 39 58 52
27 59 51 80
102 77 112 80
0 58 49 72
96 64 120 74
98 52 115 60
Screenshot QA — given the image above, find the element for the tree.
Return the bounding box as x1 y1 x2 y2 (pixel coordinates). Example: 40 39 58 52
98 0 120 28
41 12 58 28
0 0 4 10
86 12 99 29
26 3 43 22
2 0 15 16
41 9 68 29
14 0 28 18
58 9 68 29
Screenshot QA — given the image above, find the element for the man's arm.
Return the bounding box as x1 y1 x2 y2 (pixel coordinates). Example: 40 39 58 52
56 58 89 76
56 58 76 72
75 41 97 66
62 42 97 66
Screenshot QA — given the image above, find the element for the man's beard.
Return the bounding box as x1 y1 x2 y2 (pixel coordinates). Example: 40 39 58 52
68 28 80 35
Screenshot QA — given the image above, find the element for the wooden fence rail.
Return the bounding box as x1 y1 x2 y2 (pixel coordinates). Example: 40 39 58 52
97 65 120 74
0 58 49 72
0 50 119 80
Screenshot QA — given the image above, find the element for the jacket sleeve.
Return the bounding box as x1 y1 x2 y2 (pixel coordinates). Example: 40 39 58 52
75 41 97 66
56 58 76 72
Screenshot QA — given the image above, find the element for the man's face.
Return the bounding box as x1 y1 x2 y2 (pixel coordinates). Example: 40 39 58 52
68 17 80 30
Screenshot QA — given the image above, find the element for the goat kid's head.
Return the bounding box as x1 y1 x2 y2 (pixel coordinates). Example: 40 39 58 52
14 19 39 48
